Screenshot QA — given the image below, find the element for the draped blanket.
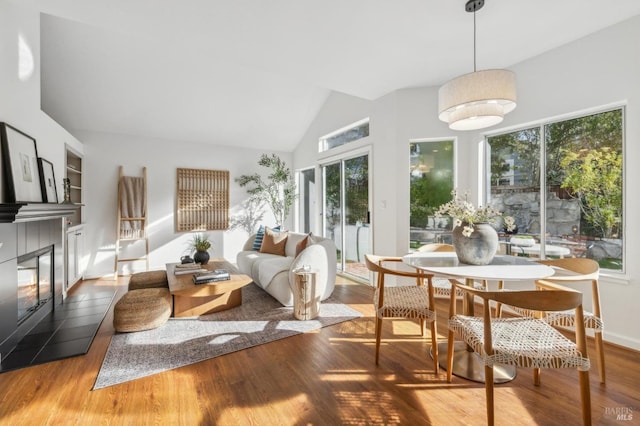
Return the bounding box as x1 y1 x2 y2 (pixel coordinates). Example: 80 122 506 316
119 176 146 239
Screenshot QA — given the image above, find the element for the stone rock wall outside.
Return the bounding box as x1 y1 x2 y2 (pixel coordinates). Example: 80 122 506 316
491 190 580 236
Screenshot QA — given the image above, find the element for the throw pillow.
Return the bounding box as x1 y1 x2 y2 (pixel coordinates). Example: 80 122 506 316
260 227 288 256
252 225 265 251
308 233 322 245
294 233 311 257
252 225 280 251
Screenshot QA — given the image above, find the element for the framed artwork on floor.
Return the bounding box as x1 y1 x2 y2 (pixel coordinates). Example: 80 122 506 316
0 122 43 203
38 158 58 203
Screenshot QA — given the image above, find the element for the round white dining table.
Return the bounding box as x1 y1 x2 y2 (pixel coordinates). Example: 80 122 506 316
403 252 555 383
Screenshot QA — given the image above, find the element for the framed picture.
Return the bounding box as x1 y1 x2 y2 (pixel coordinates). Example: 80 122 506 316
38 158 58 203
0 123 43 203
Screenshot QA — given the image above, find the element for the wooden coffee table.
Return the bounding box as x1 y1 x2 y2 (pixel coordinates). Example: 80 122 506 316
166 260 253 317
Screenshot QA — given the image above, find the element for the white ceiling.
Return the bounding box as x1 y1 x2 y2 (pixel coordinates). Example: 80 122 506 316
30 0 640 151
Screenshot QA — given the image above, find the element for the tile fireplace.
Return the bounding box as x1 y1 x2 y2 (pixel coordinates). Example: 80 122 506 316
0 203 76 363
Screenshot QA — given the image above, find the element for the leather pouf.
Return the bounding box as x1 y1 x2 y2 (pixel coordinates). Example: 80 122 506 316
128 270 169 291
113 288 172 333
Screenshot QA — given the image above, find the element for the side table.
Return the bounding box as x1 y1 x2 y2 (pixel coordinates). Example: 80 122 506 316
291 268 320 320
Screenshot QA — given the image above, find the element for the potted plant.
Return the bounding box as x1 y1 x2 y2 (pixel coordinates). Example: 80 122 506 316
235 154 296 227
190 233 211 265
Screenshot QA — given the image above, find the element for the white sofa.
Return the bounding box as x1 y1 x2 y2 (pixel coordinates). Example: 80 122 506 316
236 232 337 306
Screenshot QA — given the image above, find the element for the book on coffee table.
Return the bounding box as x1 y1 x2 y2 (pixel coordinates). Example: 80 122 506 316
175 263 201 270
193 269 231 284
174 268 208 276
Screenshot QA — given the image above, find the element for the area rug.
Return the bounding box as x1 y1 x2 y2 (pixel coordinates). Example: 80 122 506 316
93 283 361 389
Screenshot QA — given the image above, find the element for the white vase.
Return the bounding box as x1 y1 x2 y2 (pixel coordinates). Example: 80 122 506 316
452 222 499 265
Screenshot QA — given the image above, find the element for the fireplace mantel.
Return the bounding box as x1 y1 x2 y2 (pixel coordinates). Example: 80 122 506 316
0 203 79 223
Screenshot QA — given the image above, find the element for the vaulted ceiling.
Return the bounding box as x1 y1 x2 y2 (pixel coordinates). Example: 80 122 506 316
29 0 640 151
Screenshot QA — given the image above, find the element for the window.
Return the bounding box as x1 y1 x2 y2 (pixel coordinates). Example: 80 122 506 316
319 118 369 152
297 168 316 234
487 108 624 271
409 139 455 249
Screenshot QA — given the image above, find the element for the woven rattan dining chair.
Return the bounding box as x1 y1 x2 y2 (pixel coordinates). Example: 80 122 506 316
364 254 440 373
447 281 592 426
495 258 605 383
416 244 460 297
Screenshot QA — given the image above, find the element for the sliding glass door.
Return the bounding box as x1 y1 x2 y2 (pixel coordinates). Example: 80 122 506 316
322 153 370 280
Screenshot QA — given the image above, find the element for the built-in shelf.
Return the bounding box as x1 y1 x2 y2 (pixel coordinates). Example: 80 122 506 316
65 147 83 225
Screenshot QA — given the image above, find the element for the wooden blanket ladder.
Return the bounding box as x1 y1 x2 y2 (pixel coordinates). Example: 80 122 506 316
114 166 149 277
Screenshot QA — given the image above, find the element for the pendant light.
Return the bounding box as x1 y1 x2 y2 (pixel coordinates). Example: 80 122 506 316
438 0 516 131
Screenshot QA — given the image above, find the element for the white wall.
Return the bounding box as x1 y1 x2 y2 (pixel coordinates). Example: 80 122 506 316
293 15 640 350
293 91 400 254
0 2 83 202
78 130 292 278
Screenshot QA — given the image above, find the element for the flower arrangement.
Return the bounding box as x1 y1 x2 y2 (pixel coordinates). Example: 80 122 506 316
503 215 516 234
435 190 515 237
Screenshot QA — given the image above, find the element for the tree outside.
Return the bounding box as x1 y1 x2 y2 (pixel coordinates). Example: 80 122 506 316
548 110 623 240
560 148 622 239
345 156 368 226
409 140 454 246
323 162 341 243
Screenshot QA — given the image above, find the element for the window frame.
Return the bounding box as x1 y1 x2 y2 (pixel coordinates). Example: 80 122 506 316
295 166 317 234
408 137 458 251
318 118 370 153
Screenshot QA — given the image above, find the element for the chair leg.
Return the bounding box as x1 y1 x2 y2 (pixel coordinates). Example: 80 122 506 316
446 330 455 382
495 280 504 317
485 365 495 426
533 368 541 386
579 369 592 425
420 318 425 337
595 331 606 383
375 317 383 365
429 321 439 375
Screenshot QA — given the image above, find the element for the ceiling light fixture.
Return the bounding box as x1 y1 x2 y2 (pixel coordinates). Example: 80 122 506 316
438 0 516 131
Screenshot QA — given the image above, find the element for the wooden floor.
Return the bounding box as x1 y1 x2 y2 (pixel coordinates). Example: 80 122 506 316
0 276 638 425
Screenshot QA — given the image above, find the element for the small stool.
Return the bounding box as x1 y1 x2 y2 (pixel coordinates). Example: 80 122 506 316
128 270 169 291
290 268 320 320
113 288 172 332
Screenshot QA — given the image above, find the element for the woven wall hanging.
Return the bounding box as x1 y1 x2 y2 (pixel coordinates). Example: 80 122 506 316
176 168 229 231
